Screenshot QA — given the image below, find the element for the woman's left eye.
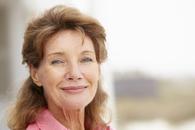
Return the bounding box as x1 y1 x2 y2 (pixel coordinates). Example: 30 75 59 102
81 57 93 63
51 60 64 65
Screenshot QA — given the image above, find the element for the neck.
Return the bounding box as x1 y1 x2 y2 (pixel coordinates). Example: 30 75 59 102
48 105 85 130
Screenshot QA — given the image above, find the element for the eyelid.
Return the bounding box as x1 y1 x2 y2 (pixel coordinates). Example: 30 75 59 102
50 59 64 64
80 57 94 62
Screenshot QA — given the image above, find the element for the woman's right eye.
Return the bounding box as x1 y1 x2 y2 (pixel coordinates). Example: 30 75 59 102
51 60 64 65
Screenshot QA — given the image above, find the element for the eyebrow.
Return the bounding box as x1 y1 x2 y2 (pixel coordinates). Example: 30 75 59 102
81 50 95 55
47 52 65 57
47 50 95 57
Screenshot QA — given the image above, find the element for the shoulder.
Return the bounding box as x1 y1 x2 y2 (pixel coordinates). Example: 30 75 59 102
110 127 116 130
108 126 115 130
26 123 40 130
26 109 69 130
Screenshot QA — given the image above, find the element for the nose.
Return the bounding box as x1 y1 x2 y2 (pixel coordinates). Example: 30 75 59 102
65 62 83 81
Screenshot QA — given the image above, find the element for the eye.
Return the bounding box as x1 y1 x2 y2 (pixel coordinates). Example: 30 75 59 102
51 59 64 65
80 57 93 63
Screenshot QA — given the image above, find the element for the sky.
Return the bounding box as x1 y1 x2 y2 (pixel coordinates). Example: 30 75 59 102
105 0 195 78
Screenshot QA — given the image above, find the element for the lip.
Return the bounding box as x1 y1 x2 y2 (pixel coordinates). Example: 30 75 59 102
61 86 87 94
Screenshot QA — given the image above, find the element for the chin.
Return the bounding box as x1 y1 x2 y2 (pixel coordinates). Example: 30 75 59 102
60 99 91 110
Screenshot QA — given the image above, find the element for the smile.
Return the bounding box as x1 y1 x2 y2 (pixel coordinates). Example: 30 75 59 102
61 86 88 94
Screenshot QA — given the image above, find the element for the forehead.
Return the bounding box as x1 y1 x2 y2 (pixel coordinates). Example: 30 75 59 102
44 30 95 55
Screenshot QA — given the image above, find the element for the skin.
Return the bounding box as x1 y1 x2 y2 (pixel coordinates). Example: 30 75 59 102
30 30 100 129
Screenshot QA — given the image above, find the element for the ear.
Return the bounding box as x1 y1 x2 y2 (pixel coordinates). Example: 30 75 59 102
29 64 42 87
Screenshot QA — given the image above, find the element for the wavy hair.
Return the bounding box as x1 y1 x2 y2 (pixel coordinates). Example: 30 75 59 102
7 5 110 130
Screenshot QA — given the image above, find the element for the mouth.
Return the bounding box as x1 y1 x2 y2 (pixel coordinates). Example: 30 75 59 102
61 86 88 94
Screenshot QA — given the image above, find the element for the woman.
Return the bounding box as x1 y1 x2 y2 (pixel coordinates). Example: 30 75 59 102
8 5 113 130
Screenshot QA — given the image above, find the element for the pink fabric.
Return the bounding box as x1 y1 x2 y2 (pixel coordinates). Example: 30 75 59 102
26 109 68 130
26 109 114 130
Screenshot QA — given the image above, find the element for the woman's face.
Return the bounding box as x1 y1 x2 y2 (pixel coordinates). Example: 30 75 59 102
31 30 99 110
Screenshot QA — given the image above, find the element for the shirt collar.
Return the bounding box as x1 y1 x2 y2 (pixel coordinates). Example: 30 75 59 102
36 109 69 130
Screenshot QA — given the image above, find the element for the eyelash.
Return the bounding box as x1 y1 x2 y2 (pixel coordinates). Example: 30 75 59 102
50 57 93 65
80 57 93 63
51 60 64 65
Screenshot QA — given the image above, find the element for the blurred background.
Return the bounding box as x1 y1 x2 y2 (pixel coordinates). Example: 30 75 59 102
1 0 195 130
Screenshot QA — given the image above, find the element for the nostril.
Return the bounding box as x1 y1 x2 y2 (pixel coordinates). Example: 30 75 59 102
68 77 74 80
67 76 82 81
66 67 83 80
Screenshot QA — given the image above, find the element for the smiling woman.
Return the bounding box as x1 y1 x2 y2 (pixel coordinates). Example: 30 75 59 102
31 30 100 112
7 5 113 130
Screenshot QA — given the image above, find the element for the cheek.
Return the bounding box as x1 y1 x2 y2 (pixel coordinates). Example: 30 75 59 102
37 66 64 104
37 66 64 88
82 66 99 96
83 65 99 84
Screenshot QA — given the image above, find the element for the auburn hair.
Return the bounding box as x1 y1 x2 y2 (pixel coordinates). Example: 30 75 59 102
8 5 110 130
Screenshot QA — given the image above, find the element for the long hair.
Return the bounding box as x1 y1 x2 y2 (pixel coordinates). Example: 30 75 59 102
8 5 109 130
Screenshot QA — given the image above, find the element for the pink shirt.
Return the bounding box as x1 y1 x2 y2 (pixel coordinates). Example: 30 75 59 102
26 109 114 130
